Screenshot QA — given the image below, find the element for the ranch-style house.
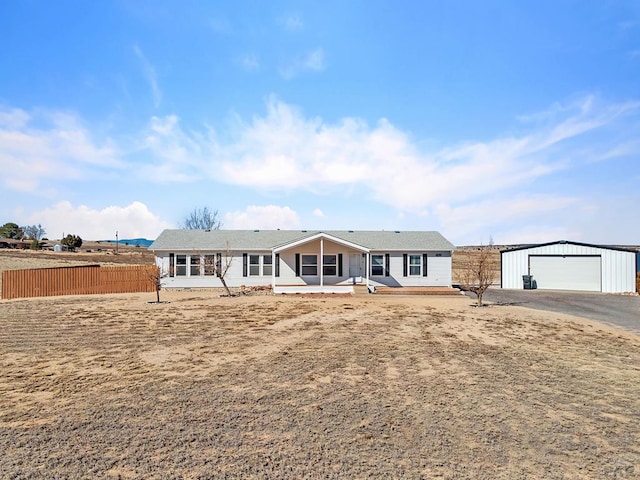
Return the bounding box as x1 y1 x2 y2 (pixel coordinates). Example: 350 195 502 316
149 229 455 294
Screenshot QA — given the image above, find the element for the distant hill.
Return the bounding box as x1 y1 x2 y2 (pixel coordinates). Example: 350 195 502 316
100 238 153 247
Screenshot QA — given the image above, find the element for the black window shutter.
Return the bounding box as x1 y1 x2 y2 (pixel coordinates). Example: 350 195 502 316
295 253 300 277
403 254 408 277
385 253 390 277
423 254 428 277
338 254 343 276
242 253 248 277
169 253 175 277
275 253 280 277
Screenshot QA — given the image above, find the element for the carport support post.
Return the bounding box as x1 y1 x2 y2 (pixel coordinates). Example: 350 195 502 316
320 237 324 291
366 252 370 288
271 251 276 291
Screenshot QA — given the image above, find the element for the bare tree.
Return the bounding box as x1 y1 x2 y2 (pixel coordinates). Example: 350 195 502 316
216 242 234 296
202 241 234 296
455 244 499 307
147 265 166 303
23 224 46 241
182 207 222 230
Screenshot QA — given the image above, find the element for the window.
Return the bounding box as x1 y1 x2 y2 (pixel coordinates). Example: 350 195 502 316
204 255 216 276
371 255 384 276
323 255 337 276
263 255 272 276
301 255 318 275
249 255 260 276
409 254 421 275
190 256 201 276
176 255 187 276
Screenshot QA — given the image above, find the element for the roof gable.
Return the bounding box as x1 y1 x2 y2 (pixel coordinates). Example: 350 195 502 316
272 232 370 253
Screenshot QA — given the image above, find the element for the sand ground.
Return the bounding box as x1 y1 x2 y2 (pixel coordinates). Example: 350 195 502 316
1 287 639 479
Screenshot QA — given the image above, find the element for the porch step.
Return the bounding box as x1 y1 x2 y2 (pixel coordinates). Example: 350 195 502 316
374 286 462 296
352 284 370 296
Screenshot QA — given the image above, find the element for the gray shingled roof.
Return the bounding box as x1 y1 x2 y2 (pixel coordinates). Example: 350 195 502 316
149 229 455 252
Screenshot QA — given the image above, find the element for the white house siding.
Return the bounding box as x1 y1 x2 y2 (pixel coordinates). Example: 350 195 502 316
368 252 452 287
501 243 636 293
155 246 452 289
156 251 275 289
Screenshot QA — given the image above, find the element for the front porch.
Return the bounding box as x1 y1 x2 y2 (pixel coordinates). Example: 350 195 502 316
271 232 371 294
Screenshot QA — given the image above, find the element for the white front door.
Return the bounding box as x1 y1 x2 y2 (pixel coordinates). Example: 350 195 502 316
349 253 362 281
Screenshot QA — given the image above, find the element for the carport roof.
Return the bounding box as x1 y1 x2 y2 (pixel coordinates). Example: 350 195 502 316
500 240 638 254
149 229 456 252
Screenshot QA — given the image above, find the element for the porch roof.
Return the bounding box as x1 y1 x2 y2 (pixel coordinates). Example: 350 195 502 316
149 229 455 252
272 232 369 253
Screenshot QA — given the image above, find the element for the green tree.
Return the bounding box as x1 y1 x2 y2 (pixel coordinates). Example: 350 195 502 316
61 234 83 249
0 222 23 239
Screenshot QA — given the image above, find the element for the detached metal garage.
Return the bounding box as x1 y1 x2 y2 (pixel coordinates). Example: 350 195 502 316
501 241 637 293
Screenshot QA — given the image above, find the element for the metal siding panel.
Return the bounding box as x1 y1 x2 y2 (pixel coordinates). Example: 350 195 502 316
502 249 529 289
601 250 635 293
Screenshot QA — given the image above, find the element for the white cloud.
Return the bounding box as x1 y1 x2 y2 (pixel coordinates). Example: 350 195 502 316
0 108 30 129
224 205 300 230
0 108 121 194
211 96 639 214
279 48 326 79
133 95 639 240
280 13 303 31
210 17 233 34
434 194 580 244
137 114 215 182
313 208 324 217
238 53 260 71
133 44 162 108
28 201 171 240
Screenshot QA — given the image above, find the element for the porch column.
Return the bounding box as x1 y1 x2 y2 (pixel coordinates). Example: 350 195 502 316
320 238 324 290
271 251 276 290
366 252 370 287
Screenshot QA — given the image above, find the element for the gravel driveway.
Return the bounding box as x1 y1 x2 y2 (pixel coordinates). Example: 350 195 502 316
468 288 640 335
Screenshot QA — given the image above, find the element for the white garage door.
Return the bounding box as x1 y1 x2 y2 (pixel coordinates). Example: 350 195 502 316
529 255 601 292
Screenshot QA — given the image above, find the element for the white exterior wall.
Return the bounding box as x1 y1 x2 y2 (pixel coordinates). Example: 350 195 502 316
156 251 274 289
501 244 636 293
154 245 453 288
368 252 452 287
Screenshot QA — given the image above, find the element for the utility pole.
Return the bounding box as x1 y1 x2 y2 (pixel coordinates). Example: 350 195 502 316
115 231 119 254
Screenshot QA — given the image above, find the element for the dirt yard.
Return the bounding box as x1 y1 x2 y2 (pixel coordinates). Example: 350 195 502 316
1 289 639 479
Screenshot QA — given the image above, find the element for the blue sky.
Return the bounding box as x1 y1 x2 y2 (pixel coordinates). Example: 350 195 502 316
1 1 639 245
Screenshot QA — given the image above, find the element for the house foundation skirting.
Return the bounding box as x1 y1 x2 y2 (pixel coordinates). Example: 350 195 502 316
273 285 354 294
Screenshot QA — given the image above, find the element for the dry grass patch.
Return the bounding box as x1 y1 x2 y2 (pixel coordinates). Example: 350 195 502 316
1 292 638 479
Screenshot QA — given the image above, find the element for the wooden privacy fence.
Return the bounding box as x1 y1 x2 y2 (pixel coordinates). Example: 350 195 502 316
1 265 157 300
